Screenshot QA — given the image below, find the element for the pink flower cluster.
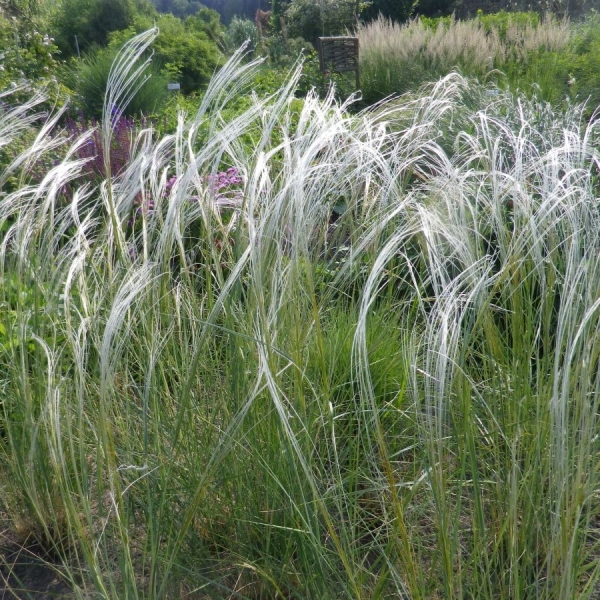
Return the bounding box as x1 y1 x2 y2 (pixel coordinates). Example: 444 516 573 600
163 168 243 205
206 167 244 207
127 168 244 257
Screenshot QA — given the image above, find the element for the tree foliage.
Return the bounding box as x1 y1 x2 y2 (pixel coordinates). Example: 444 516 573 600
52 0 142 56
151 0 265 23
49 0 223 95
414 0 457 17
154 13 223 91
284 0 357 44
223 16 259 56
186 6 223 39
361 0 417 22
0 0 55 20
110 12 223 93
152 0 206 17
0 0 60 93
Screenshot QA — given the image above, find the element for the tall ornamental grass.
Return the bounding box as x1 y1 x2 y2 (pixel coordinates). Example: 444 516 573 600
357 14 571 104
1 30 600 598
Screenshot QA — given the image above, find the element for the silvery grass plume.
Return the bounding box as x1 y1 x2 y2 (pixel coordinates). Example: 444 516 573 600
354 75 600 597
2 26 600 598
101 26 159 262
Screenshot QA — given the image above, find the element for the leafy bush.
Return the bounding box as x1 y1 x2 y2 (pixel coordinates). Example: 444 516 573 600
52 0 142 57
110 13 223 93
566 13 600 111
495 13 600 113
297 49 358 101
152 0 207 18
185 6 223 40
61 44 168 119
478 9 540 37
361 0 416 23
0 2 64 106
266 32 312 65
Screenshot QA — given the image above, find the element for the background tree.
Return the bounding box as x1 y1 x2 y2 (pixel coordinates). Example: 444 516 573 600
361 0 417 22
153 0 206 17
186 6 223 41
53 0 135 56
150 0 265 22
109 11 223 93
283 0 356 45
414 0 458 17
223 16 259 56
155 13 222 91
1 0 43 18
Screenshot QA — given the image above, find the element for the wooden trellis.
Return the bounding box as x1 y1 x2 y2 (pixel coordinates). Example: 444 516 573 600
318 36 360 89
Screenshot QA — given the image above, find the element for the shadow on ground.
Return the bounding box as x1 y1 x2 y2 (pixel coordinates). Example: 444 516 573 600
0 526 73 600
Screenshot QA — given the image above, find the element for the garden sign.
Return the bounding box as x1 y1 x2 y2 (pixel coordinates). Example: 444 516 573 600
318 37 359 89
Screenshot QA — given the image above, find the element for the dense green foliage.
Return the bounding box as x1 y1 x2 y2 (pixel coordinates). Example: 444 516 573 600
0 0 60 94
283 0 356 44
153 0 264 23
21 0 222 111
52 0 155 57
113 12 223 93
151 0 207 17
223 16 259 56
61 43 169 118
362 0 416 22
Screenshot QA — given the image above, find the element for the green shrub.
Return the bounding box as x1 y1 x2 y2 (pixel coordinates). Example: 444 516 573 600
266 32 313 66
361 0 416 23
109 13 224 94
296 50 357 101
566 13 600 113
52 0 141 57
494 13 600 114
478 9 540 37
0 3 65 108
60 45 168 119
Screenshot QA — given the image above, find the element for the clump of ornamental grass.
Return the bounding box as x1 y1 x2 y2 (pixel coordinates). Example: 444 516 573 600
1 28 600 599
357 14 572 104
352 76 600 598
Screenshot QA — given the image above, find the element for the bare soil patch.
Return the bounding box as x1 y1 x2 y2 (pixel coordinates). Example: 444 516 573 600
0 522 73 600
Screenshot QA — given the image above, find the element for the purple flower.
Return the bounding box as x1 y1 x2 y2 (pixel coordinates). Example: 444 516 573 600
206 167 244 206
58 113 137 181
165 176 177 195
